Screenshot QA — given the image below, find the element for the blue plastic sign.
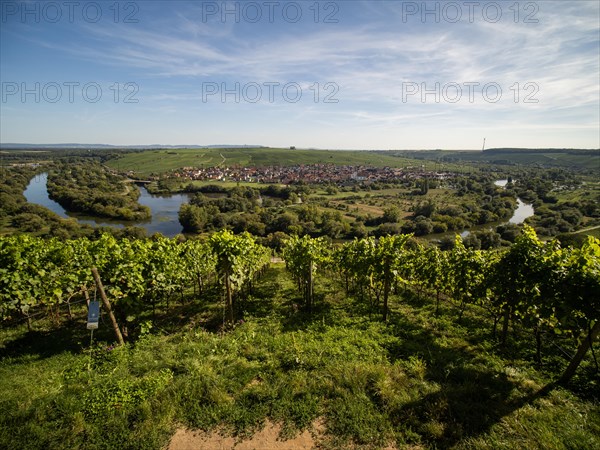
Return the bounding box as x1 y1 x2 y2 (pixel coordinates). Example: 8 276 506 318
87 301 100 330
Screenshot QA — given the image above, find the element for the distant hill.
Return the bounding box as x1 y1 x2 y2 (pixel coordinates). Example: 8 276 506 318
0 143 266 150
385 148 599 170
484 148 599 155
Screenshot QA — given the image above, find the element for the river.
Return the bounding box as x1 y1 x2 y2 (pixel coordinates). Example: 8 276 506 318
493 179 534 225
23 173 193 237
451 179 534 238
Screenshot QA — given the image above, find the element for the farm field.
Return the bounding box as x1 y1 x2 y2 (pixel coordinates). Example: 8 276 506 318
388 149 600 171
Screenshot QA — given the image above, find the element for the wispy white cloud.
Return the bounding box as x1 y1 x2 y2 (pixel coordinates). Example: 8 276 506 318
1 0 598 148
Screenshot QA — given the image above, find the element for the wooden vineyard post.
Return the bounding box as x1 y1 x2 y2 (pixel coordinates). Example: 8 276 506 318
307 260 314 313
91 267 125 345
82 285 91 307
559 321 600 384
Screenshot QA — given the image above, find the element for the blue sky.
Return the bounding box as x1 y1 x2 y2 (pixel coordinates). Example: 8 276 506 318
1 0 599 149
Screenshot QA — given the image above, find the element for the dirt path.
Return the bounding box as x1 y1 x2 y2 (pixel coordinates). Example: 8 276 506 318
573 225 600 234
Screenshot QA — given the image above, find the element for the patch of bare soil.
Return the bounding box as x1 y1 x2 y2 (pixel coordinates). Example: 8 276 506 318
168 420 319 450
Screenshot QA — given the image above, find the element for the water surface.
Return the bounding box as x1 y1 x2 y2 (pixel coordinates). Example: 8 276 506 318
24 173 192 236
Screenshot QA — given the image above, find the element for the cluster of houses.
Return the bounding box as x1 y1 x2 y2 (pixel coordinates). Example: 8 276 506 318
173 164 452 185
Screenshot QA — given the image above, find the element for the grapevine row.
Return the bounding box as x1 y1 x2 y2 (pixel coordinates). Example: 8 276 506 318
0 231 270 332
281 226 599 382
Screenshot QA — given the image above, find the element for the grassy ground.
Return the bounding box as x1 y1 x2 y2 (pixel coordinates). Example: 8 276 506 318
316 186 482 223
553 180 600 204
1 265 599 449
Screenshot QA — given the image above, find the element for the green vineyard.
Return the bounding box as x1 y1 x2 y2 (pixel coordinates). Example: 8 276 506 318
1 227 598 448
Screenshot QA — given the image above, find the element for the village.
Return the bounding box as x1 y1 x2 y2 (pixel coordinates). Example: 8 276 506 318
173 163 452 185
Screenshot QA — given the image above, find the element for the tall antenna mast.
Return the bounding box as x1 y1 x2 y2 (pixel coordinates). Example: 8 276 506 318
482 137 486 151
